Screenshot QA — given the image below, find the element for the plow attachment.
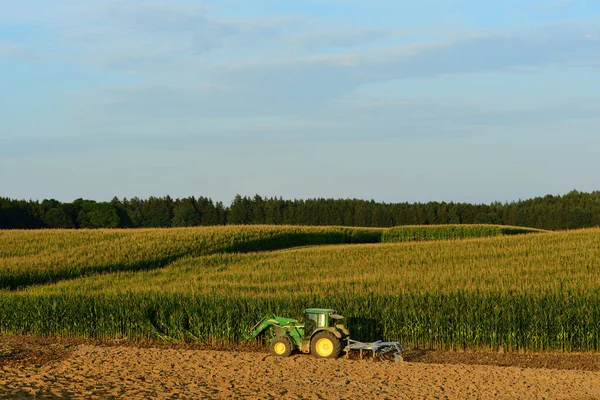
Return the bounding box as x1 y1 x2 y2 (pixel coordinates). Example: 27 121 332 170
344 339 405 362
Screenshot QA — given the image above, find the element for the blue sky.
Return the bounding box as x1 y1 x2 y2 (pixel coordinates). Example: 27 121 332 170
1 0 599 204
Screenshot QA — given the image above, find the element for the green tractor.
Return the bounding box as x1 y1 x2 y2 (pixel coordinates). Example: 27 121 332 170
246 308 351 358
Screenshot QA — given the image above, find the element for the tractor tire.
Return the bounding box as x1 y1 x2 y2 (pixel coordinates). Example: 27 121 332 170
310 331 343 359
269 336 294 357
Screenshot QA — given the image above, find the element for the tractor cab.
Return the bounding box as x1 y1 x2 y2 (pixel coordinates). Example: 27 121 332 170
303 308 343 336
298 308 350 357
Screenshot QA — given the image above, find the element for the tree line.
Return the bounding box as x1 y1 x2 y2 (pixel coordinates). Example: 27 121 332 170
1 190 599 230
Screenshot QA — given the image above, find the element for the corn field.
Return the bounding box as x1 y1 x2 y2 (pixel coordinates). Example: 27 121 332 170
0 225 383 290
2 225 599 351
382 224 542 242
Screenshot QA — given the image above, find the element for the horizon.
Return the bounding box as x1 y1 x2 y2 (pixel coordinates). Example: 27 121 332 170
2 187 594 206
2 1 599 204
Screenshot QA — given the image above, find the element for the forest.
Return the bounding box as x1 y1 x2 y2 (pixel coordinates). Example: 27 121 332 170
0 190 599 230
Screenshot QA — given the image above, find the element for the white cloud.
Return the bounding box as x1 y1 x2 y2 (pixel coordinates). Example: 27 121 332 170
36 17 593 145
4 5 600 138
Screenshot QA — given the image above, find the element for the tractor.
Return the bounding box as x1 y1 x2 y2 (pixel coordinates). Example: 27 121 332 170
246 308 350 358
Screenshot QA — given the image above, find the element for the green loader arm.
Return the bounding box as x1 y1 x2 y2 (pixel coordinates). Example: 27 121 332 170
245 315 300 340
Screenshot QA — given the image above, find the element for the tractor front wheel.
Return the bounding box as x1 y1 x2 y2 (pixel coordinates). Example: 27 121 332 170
269 336 294 357
311 331 342 359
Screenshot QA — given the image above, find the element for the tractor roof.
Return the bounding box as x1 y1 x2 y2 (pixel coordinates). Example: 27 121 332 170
304 308 337 314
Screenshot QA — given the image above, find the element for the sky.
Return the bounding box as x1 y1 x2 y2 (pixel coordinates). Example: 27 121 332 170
1 0 599 204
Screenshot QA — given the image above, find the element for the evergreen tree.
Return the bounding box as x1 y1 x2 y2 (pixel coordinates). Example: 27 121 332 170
228 195 246 225
88 203 121 228
215 201 227 225
198 197 219 226
172 198 201 227
567 207 592 229
42 208 74 229
111 197 132 228
2 190 600 230
252 195 266 224
125 197 144 228
77 210 92 229
141 196 173 227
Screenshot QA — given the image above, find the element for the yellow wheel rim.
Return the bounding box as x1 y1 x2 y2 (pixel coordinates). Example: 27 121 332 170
274 342 286 355
315 338 334 357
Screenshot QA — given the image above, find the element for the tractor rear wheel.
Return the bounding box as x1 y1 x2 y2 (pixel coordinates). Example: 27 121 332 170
269 336 294 357
310 331 342 359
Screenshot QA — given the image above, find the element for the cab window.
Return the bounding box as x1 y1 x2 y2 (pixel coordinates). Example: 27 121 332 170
318 313 326 327
305 313 318 335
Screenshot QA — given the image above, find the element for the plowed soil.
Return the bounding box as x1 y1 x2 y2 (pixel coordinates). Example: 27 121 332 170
2 335 600 399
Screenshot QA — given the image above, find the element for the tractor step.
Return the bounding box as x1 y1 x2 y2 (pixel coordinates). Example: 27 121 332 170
344 339 405 362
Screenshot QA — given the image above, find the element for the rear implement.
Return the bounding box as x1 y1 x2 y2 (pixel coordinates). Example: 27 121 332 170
344 339 405 362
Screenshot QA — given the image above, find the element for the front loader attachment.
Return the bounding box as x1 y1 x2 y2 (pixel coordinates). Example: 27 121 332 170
245 315 301 340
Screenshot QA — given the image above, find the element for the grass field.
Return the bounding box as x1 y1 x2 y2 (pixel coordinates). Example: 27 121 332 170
3 224 600 351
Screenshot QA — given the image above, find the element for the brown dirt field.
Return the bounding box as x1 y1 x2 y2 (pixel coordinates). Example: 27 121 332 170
2 336 600 399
